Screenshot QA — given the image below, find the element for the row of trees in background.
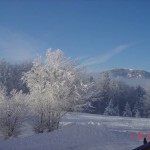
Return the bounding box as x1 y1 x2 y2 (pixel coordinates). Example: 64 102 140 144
0 60 32 94
1 49 150 138
90 72 148 118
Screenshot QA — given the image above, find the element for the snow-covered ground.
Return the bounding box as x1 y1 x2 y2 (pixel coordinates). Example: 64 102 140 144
0 113 150 150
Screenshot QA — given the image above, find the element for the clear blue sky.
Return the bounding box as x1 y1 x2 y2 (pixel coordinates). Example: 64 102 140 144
0 0 150 71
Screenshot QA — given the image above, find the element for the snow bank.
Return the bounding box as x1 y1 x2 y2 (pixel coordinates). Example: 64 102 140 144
0 113 148 150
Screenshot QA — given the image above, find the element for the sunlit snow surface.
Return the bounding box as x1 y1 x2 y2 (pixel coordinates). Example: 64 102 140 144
0 113 150 150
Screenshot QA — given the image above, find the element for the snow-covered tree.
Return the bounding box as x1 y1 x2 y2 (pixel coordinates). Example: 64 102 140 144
11 62 32 93
135 110 141 118
123 102 132 117
133 86 145 117
23 49 92 133
114 105 120 116
0 88 27 138
91 72 111 114
143 83 150 117
0 60 12 94
104 99 119 116
133 101 141 118
0 59 32 94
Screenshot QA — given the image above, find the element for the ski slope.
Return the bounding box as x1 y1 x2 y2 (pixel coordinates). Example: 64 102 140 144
0 113 150 150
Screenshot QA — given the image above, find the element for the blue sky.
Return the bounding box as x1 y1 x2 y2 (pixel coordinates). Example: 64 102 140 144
0 0 150 71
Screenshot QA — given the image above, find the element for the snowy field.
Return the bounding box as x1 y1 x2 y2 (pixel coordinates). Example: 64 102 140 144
0 113 150 150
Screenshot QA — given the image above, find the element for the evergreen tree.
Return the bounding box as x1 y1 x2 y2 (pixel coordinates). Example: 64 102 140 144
104 99 119 116
134 86 145 117
0 87 27 138
92 72 111 114
135 110 141 118
123 102 132 117
133 101 141 117
115 105 120 116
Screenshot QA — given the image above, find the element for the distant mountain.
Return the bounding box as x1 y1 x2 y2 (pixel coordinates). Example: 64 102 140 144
101 69 150 79
93 69 150 87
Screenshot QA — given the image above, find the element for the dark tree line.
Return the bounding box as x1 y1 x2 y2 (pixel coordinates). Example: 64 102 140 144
89 73 147 118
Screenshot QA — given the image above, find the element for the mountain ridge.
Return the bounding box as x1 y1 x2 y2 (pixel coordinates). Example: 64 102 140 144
90 68 150 87
100 68 150 79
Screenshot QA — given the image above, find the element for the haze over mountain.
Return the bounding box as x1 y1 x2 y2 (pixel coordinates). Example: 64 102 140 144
93 68 150 88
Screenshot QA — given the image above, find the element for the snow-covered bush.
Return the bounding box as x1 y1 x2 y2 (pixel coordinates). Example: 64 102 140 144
23 49 92 133
0 88 27 138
